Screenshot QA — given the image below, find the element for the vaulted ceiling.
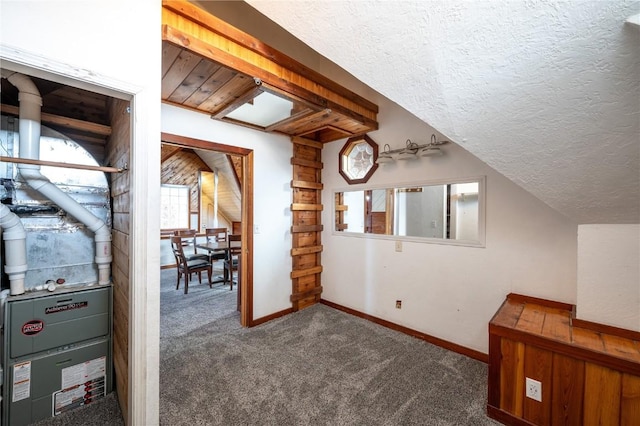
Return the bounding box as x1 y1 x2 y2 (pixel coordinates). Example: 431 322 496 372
245 0 640 224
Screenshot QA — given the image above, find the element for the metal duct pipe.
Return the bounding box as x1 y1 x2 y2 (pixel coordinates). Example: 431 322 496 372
2 71 112 286
0 204 27 295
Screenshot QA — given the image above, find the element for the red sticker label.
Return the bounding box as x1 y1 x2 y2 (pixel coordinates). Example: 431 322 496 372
22 320 44 336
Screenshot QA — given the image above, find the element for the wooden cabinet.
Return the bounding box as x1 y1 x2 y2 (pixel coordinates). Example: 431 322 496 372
488 293 640 425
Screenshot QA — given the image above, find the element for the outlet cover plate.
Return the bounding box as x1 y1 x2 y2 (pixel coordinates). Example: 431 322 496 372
525 377 542 402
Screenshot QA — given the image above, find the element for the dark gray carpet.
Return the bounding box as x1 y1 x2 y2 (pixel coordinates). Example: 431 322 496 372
36 268 498 425
159 304 498 426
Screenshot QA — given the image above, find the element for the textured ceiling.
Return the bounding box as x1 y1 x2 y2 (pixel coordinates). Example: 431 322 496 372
246 0 640 224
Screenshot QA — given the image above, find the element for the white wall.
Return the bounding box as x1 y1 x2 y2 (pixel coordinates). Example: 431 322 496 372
322 100 578 354
577 224 640 331
161 104 293 319
1 1 161 423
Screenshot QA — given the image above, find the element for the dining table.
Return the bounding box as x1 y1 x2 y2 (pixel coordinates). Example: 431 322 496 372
196 237 242 311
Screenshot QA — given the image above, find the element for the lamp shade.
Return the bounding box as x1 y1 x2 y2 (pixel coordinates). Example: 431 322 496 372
420 147 442 157
375 152 394 164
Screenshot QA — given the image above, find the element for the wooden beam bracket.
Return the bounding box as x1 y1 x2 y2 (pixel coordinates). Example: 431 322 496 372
290 286 323 302
290 266 323 279
291 203 323 211
290 245 323 256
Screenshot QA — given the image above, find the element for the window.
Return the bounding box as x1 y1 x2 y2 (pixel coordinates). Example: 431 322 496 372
338 134 379 184
161 185 189 229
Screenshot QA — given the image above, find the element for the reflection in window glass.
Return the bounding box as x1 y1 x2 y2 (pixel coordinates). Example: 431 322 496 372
450 182 479 241
343 190 365 233
161 185 189 229
395 186 445 238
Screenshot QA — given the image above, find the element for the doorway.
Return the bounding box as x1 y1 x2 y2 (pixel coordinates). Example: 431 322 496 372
160 132 253 327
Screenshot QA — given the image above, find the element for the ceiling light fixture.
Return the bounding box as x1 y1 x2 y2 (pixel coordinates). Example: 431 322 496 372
375 134 449 164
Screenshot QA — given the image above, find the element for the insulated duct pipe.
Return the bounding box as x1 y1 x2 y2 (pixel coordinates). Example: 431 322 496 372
2 71 112 287
0 204 27 295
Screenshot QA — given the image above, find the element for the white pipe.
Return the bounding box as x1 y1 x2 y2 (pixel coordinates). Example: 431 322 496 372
0 205 27 295
3 71 112 285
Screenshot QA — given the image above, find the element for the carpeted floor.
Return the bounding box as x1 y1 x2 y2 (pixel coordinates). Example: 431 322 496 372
36 268 499 425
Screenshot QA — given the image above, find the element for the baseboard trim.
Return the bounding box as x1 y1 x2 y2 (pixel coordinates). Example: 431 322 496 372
250 307 295 327
320 299 488 363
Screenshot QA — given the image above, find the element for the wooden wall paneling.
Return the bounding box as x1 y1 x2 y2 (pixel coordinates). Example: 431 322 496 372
551 353 584 426
294 253 318 271
621 373 640 425
104 98 131 418
290 137 323 310
487 331 503 410
523 345 553 425
500 338 525 416
583 363 621 425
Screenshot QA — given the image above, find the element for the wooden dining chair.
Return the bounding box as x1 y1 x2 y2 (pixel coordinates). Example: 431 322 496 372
174 229 209 262
224 234 242 290
206 227 228 243
170 236 212 294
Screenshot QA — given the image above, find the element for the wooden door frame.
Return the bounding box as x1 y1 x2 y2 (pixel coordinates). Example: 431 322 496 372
161 132 253 326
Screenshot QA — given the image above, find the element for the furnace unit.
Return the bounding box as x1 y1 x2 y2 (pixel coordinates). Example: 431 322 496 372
1 285 112 425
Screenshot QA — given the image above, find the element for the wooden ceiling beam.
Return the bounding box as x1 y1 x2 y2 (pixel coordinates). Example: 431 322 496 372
1 103 112 136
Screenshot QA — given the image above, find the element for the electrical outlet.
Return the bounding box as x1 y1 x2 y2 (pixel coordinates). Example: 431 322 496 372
396 300 402 309
395 240 402 252
525 377 542 402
